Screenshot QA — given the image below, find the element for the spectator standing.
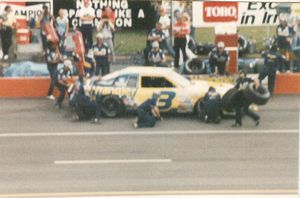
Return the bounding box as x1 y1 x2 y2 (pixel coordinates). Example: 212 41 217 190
97 15 115 62
208 42 229 75
158 7 175 57
148 41 167 67
91 33 112 76
78 0 95 52
45 41 62 100
39 5 54 53
276 16 294 72
173 14 190 71
0 5 16 60
56 9 69 57
101 6 116 44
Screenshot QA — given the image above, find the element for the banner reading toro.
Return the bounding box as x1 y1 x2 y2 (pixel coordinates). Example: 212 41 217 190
193 1 279 27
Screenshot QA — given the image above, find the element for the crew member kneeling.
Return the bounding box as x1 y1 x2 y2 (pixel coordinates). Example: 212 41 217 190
208 42 229 75
69 77 102 124
54 60 72 109
133 92 162 129
200 87 222 124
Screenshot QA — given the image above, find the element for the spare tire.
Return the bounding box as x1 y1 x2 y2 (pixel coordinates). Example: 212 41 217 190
243 83 270 105
221 88 239 112
184 57 205 74
101 95 124 118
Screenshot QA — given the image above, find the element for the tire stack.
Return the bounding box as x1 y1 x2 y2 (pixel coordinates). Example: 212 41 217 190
184 57 205 75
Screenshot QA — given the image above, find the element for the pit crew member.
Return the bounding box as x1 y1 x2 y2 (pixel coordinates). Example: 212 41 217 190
208 42 229 75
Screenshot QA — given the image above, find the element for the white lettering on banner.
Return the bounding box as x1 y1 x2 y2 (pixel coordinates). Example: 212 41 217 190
205 6 237 18
71 0 132 28
193 1 280 27
0 3 45 19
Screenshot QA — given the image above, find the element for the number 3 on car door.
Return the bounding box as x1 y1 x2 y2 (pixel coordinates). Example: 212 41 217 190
158 91 176 110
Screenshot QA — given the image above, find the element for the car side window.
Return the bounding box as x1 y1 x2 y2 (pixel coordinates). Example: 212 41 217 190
95 78 115 86
114 75 129 87
141 76 175 88
113 75 138 88
127 76 138 88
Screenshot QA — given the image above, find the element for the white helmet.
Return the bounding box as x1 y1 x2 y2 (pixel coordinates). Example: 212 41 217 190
217 41 225 48
64 60 73 70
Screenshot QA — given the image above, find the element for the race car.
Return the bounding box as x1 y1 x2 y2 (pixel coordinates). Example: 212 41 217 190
86 66 234 117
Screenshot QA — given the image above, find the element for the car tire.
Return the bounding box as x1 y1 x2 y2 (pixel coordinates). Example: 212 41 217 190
184 58 205 75
101 95 124 118
221 88 239 112
243 83 270 105
194 100 204 119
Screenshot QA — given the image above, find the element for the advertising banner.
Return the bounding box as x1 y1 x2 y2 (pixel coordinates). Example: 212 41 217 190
0 0 53 20
193 1 279 27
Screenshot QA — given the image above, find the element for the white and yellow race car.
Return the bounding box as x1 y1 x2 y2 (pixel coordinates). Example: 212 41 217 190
87 66 234 117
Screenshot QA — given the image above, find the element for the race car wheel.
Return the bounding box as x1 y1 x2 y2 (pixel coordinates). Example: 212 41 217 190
194 100 204 119
184 57 205 75
221 88 239 112
243 83 270 105
101 96 124 118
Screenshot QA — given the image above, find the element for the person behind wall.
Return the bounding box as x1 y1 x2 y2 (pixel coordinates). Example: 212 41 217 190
97 15 115 62
276 16 294 72
208 42 229 75
54 60 73 109
69 76 102 124
259 43 286 96
101 6 116 45
39 5 54 53
91 33 112 76
232 71 260 127
144 22 166 65
0 5 16 60
158 6 175 57
133 92 162 129
173 14 190 71
78 0 95 52
148 41 167 67
45 40 62 100
56 9 69 58
200 87 222 124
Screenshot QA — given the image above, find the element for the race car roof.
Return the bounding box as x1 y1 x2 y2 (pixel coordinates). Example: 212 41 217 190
102 66 192 87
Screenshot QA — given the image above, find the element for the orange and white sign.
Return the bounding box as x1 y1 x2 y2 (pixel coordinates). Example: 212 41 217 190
193 1 279 27
203 1 238 23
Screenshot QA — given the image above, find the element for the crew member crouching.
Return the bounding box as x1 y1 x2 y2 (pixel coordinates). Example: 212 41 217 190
200 87 222 123
54 60 73 108
133 92 162 129
69 76 102 124
232 71 260 127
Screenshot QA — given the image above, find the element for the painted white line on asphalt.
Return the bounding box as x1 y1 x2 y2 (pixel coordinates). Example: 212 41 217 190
0 190 296 198
0 129 297 138
54 159 172 165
